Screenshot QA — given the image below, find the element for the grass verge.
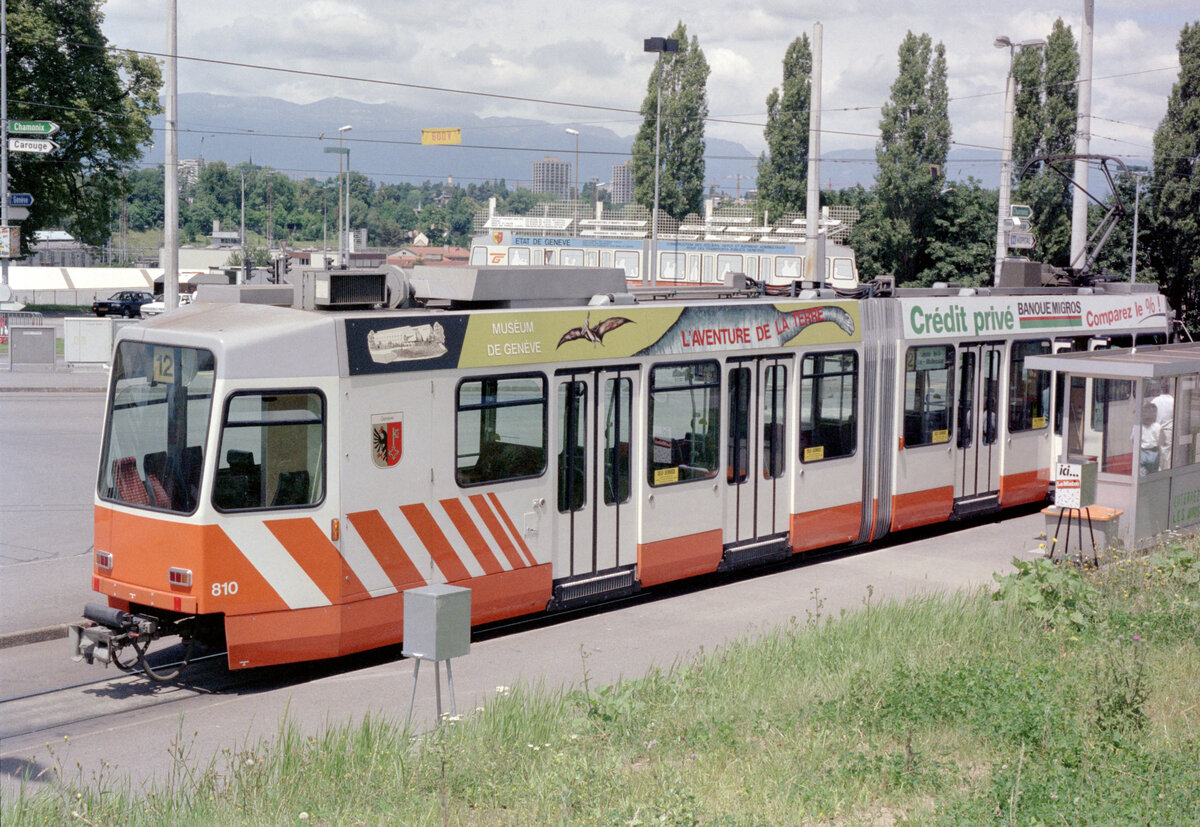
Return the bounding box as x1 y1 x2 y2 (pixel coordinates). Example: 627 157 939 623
6 544 1199 825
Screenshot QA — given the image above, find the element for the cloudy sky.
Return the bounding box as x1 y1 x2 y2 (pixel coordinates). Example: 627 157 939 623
100 0 1196 183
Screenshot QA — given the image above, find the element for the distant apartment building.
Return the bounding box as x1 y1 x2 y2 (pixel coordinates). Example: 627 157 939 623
178 157 205 190
610 161 633 204
532 156 571 199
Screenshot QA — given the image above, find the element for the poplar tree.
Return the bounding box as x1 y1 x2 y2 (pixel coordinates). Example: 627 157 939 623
851 32 951 283
6 0 161 248
631 22 710 221
756 35 811 220
1147 22 1200 327
1012 19 1079 266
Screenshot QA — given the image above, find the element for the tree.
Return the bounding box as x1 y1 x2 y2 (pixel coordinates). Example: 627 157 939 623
852 32 951 283
6 0 161 248
1147 22 1200 329
924 179 999 286
1012 20 1079 266
630 22 710 221
756 35 811 220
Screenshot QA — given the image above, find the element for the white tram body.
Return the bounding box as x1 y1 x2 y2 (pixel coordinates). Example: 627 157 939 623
469 230 860 291
79 269 1169 672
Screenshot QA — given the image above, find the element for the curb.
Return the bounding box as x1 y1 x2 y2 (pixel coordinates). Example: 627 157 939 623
0 624 70 649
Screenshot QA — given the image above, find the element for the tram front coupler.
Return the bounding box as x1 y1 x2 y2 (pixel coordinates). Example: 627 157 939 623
69 603 161 668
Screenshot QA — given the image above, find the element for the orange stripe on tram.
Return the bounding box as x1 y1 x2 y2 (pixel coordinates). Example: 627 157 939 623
440 498 503 574
469 493 526 569
487 492 537 567
346 510 426 590
264 517 367 604
400 503 472 582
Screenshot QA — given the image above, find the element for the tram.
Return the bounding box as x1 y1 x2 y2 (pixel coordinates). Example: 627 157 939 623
469 230 860 291
69 265 1170 678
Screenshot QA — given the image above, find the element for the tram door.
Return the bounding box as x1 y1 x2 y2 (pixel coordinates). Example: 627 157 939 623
953 343 1002 501
724 356 791 546
554 368 639 578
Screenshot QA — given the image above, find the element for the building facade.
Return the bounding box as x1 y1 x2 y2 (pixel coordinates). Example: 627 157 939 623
532 156 571 199
610 161 633 204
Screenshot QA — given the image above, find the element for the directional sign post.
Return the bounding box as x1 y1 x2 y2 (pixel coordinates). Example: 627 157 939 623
1007 231 1036 250
8 138 59 155
1010 204 1033 219
8 193 33 208
8 120 59 136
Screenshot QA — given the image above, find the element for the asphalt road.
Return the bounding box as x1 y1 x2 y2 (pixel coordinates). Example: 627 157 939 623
0 392 104 636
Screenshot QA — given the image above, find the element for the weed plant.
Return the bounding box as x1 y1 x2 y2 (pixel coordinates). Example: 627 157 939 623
5 544 1198 825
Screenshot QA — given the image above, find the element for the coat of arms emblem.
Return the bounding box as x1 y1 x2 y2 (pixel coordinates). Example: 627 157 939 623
371 412 403 467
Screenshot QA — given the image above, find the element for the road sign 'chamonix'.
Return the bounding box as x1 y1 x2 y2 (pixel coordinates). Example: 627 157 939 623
8 120 59 136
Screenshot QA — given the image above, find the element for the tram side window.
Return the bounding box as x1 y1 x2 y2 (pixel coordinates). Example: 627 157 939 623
557 381 587 512
604 378 633 505
717 255 741 282
776 256 802 280
615 250 639 280
702 256 715 283
470 246 486 265
456 375 547 486
800 352 857 461
1009 340 1051 431
648 361 720 485
561 249 584 267
213 391 324 511
762 364 787 477
509 247 530 266
661 252 684 281
904 346 954 447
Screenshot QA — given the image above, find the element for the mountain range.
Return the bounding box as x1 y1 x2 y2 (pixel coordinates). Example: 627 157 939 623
148 94 1130 195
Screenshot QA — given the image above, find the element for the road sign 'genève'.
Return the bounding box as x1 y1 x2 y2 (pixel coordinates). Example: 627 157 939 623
1010 204 1033 219
8 120 59 136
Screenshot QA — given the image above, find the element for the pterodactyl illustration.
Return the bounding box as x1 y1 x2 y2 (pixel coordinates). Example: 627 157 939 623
556 311 634 348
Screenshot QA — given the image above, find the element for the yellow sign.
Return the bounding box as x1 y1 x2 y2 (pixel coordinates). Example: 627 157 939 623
422 128 461 146
1032 416 1047 429
153 347 175 383
803 445 825 462
932 429 949 444
654 467 680 485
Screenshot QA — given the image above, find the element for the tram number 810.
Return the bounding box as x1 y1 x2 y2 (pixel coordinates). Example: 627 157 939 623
211 581 239 597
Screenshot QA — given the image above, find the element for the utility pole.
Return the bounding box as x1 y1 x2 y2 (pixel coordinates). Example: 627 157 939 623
1069 0 1095 270
993 35 1045 281
805 22 824 287
163 0 179 312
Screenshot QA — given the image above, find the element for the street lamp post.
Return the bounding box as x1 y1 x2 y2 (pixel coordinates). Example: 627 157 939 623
565 128 579 230
1131 169 1146 283
337 124 352 267
993 35 1045 282
644 37 679 287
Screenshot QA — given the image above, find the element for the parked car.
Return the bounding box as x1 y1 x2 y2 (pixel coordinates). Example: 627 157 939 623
139 293 193 318
92 291 155 318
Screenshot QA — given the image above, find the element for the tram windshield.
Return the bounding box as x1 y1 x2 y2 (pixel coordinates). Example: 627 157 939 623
98 342 215 514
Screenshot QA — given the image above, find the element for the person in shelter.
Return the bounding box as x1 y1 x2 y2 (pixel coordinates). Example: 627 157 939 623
1152 379 1174 468
1139 401 1164 476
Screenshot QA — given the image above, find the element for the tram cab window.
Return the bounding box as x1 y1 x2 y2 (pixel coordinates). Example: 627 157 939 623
832 258 854 282
648 361 720 485
98 342 215 515
213 391 325 511
561 249 584 267
800 352 858 461
470 246 486 266
904 346 954 447
615 251 639 280
509 247 531 266
1009 340 1051 431
456 374 547 486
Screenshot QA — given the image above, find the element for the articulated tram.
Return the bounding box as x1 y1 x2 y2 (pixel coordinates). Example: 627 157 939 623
70 267 1170 678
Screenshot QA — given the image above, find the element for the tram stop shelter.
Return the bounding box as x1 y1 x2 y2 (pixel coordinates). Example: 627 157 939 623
1026 342 1200 553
